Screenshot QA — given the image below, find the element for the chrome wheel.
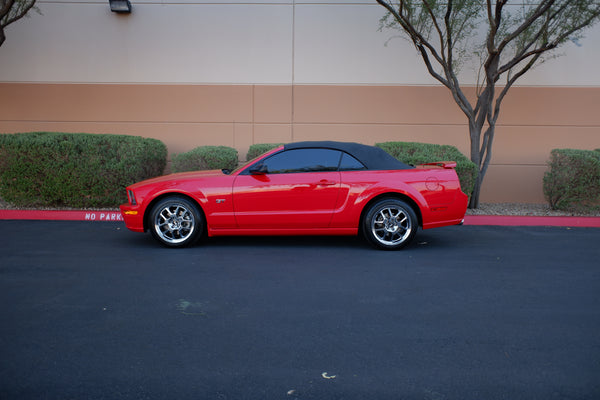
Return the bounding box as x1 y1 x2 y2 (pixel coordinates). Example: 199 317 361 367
149 197 203 247
371 206 412 246
363 199 418 250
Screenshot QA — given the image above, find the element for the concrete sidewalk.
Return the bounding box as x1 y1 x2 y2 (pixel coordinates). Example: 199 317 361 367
1 209 599 227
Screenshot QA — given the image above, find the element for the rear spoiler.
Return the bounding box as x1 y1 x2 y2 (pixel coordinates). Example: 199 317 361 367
419 161 457 169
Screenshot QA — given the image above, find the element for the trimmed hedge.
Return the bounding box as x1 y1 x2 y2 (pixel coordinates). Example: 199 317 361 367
543 149 600 212
246 143 284 161
376 141 478 198
0 132 167 208
171 146 238 173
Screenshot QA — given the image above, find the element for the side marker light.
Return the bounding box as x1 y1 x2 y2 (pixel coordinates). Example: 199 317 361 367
431 207 448 212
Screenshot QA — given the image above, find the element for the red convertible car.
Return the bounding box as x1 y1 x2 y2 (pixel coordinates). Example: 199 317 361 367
120 141 468 249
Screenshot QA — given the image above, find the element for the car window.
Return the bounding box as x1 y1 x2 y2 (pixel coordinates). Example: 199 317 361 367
259 149 342 174
339 152 367 171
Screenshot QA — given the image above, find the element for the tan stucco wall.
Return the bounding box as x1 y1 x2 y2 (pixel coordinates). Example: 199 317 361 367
2 1 599 87
1 83 599 203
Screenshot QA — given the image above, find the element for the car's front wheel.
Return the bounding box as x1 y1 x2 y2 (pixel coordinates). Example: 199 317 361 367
148 196 204 248
362 198 418 250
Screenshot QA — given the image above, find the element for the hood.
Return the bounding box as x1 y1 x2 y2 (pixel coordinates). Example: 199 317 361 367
128 169 226 188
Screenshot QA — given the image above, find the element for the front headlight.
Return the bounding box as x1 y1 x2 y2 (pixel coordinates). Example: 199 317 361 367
127 189 137 205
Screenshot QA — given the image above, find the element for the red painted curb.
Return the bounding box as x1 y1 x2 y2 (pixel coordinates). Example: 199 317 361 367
0 209 123 222
463 215 600 228
1 209 599 227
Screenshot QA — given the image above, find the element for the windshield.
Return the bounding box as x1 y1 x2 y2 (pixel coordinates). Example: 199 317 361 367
229 153 268 175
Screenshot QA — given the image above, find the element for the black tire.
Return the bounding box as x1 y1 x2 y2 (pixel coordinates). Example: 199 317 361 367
148 196 204 248
362 198 418 250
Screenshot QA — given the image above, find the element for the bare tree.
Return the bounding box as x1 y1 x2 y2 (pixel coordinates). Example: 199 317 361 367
1 0 37 47
377 0 600 208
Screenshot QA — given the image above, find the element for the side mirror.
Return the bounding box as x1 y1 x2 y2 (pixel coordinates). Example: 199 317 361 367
249 163 268 175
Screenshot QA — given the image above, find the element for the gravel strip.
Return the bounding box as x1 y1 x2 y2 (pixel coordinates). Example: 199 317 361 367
465 203 600 217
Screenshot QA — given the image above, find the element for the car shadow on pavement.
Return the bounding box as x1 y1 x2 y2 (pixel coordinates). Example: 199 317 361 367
121 225 479 251
121 225 474 251
203 235 370 250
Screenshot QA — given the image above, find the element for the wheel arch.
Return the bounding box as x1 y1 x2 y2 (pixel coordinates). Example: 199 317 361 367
359 193 423 232
143 192 207 233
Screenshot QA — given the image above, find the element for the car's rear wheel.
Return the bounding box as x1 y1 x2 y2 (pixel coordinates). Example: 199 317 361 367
148 196 204 248
362 198 418 250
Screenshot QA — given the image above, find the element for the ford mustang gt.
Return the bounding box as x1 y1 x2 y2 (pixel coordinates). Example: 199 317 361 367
120 141 468 249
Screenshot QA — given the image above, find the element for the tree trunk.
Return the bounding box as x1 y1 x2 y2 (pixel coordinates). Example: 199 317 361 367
469 176 482 208
468 121 482 208
467 109 498 209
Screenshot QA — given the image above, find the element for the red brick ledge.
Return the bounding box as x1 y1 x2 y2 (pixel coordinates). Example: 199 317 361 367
1 209 599 227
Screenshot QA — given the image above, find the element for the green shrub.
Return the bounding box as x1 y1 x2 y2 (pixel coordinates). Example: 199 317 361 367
246 143 284 161
171 146 238 173
376 141 478 198
543 149 600 212
0 132 167 208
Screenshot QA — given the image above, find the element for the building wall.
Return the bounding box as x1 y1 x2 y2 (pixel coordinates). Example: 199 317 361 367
1 1 599 203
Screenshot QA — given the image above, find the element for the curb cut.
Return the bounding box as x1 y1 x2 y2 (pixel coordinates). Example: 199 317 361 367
1 209 599 227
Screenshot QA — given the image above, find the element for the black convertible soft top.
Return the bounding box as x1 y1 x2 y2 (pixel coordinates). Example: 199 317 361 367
284 141 413 171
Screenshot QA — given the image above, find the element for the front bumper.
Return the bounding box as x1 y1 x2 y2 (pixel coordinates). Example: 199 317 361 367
120 203 145 232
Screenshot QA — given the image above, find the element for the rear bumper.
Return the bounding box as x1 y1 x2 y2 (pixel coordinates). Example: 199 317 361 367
422 191 468 230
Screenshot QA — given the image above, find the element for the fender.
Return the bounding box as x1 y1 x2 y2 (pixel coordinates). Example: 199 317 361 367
329 168 462 229
329 172 429 229
139 179 236 231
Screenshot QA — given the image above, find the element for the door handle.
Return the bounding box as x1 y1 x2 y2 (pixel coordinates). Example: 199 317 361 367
318 180 337 186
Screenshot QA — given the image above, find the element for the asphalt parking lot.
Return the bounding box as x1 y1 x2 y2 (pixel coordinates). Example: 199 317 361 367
1 221 599 400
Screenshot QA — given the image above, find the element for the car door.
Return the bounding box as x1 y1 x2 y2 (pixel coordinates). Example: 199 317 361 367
232 148 342 229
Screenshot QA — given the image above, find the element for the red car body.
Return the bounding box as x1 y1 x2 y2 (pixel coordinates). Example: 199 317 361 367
121 142 468 249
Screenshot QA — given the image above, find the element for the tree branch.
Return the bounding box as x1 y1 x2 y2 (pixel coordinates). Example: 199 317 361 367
376 0 448 70
421 0 446 62
0 0 16 20
415 42 450 87
496 0 557 55
498 7 600 77
377 0 474 117
444 1 453 73
3 0 36 27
